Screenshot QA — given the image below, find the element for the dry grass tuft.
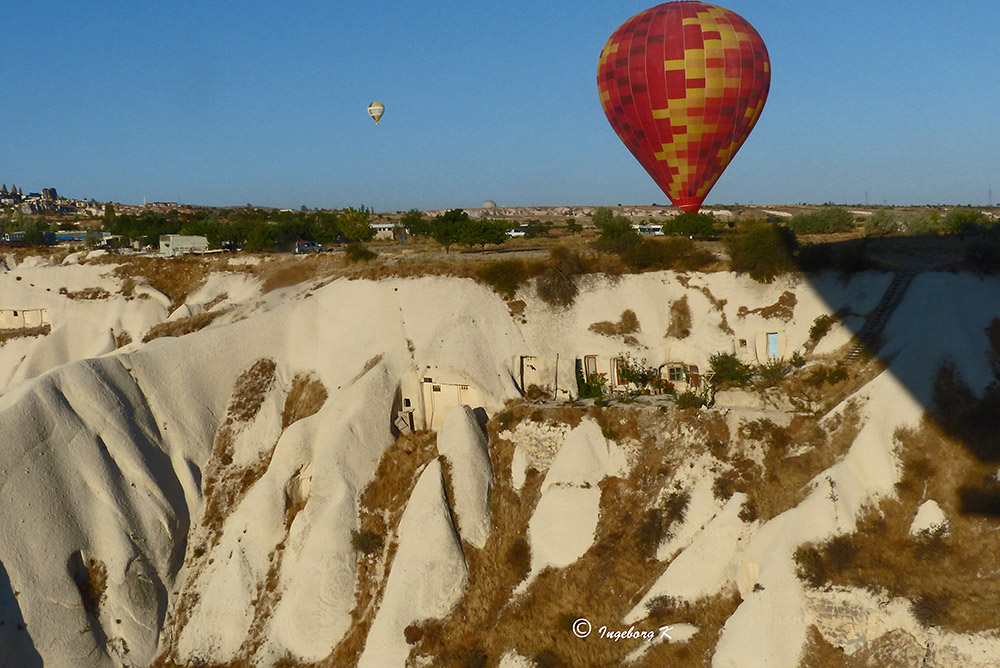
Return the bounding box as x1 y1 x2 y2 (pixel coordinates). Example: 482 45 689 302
401 402 750 667
724 406 860 522
142 308 230 342
737 290 797 321
588 309 640 340
114 330 132 348
75 557 108 619
281 374 328 429
106 255 241 304
320 430 439 668
0 325 50 346
796 418 1000 634
665 295 692 339
58 286 111 300
261 257 337 293
228 359 277 423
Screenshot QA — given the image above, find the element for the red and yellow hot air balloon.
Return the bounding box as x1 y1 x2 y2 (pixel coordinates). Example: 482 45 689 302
597 2 770 213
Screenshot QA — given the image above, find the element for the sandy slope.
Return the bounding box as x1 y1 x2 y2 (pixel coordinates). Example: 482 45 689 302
1 257 999 667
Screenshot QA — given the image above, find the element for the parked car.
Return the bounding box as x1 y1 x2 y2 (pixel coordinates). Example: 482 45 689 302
294 240 327 254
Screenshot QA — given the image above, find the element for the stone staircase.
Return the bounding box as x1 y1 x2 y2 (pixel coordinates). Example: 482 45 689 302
845 272 916 361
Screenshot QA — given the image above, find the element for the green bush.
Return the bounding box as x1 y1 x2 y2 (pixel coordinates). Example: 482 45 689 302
863 209 899 237
710 352 755 387
942 208 987 236
663 211 717 237
593 208 640 253
536 246 583 307
350 529 384 555
809 314 836 341
794 545 827 588
674 391 705 409
476 259 532 299
620 237 714 272
756 358 791 386
726 220 798 283
789 207 855 234
901 211 940 236
575 360 606 399
344 243 376 262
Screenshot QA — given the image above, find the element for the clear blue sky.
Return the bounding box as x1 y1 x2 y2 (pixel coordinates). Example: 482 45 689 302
2 1 998 211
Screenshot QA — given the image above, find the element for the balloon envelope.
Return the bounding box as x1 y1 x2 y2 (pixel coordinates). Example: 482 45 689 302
368 101 385 124
597 2 770 213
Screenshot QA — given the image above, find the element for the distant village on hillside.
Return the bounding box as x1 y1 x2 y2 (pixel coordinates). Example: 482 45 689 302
0 184 105 217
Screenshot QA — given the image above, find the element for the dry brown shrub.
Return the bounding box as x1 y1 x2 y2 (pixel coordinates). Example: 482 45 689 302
76 557 107 618
228 359 277 423
107 255 236 304
736 290 797 321
665 296 692 338
321 430 439 668
142 308 229 342
734 405 859 522
58 286 111 300
352 354 384 383
798 419 1000 634
261 257 336 293
281 374 328 429
114 330 132 348
589 309 640 338
798 625 857 667
0 324 50 345
402 402 748 667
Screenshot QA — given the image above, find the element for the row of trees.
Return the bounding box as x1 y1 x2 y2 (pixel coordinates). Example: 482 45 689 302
100 205 377 251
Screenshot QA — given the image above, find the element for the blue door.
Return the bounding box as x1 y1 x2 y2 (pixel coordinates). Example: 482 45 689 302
767 332 780 357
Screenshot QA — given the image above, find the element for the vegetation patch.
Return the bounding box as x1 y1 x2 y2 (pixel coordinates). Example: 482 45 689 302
725 220 798 283
323 430 439 667
664 295 692 339
619 237 715 272
794 418 1000 634
72 556 108 619
58 286 111 300
141 308 230 342
475 259 541 300
0 324 50 346
736 290 796 321
535 246 588 308
280 373 328 429
228 359 278 424
588 309 640 344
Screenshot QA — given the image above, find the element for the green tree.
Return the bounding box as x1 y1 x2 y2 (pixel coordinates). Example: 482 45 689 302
244 221 274 252
902 211 940 236
594 213 640 252
103 202 115 228
431 209 471 252
592 206 615 228
942 209 986 236
789 207 855 234
339 206 375 243
565 218 582 235
863 210 898 237
726 220 798 283
665 212 716 237
400 209 429 237
461 219 508 248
